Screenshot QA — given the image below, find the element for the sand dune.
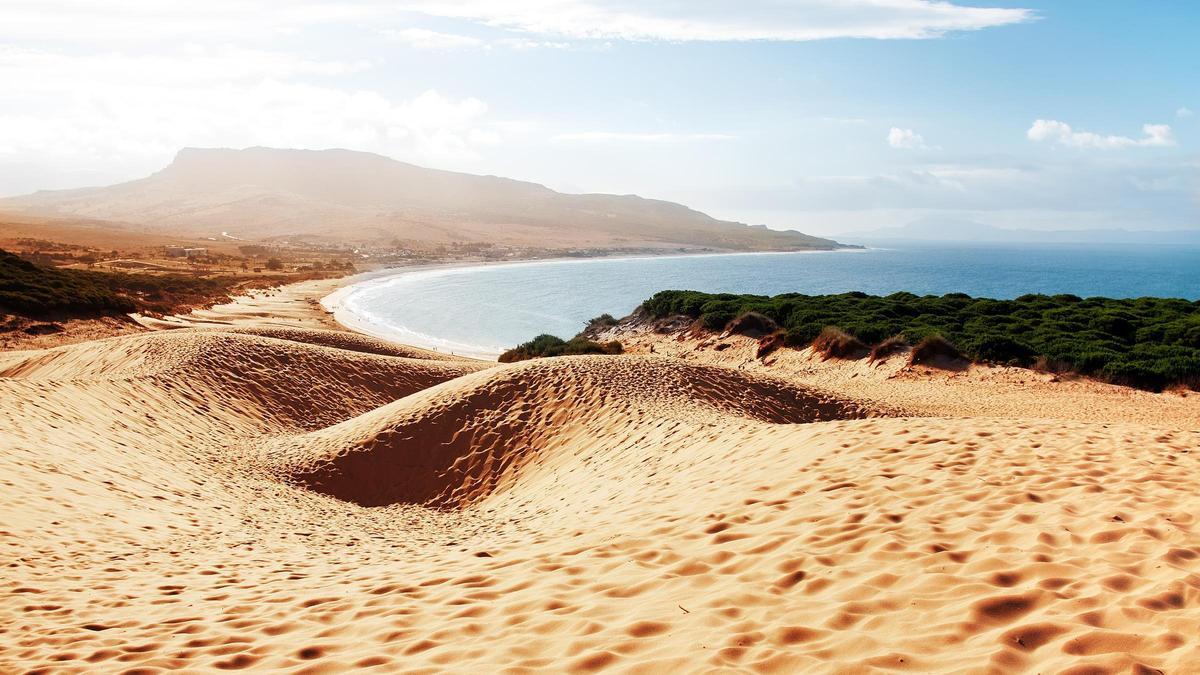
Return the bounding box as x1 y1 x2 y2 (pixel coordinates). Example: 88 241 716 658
199 326 465 361
4 323 1200 673
269 356 889 509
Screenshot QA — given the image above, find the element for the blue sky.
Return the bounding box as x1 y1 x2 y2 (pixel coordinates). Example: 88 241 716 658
0 1 1195 235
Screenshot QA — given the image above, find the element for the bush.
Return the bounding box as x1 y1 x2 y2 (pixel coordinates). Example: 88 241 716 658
0 248 269 319
957 333 1036 365
638 289 1200 390
0 248 136 315
499 334 623 363
784 323 823 347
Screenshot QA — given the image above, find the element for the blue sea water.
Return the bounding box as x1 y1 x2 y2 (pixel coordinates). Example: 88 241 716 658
333 243 1200 359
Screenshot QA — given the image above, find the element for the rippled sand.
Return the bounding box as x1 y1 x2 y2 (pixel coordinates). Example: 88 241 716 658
3 323 1200 673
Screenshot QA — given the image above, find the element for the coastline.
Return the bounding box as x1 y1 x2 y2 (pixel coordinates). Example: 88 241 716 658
128 248 846 359
132 275 351 333
115 248 854 360
320 260 514 360
319 248 870 360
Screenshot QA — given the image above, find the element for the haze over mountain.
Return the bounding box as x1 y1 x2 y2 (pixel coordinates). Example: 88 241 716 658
1 147 843 252
840 216 1200 246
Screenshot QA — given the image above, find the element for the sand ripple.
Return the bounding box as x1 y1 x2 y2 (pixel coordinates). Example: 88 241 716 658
3 328 1200 672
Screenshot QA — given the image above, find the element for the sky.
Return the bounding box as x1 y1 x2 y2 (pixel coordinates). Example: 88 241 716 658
0 0 1196 236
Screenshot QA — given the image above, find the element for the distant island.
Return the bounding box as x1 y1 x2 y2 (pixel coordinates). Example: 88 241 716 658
1 146 850 255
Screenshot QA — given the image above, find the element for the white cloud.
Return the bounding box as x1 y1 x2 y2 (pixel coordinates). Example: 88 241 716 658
379 29 573 50
1 83 495 165
1027 119 1175 149
887 127 927 150
495 38 571 50
0 0 1033 45
380 28 484 50
0 45 500 184
0 46 369 89
553 132 736 143
1178 107 1194 119
0 0 398 43
400 0 1033 42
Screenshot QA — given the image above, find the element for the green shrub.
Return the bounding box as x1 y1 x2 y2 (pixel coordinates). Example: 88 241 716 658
0 248 265 318
499 334 623 363
958 333 1036 365
589 313 618 327
639 289 1200 390
1 249 137 315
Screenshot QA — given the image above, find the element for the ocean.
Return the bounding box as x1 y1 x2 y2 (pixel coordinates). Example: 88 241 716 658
329 243 1200 360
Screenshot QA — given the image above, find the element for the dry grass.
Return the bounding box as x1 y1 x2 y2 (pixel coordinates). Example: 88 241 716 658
868 334 909 363
755 330 787 359
811 326 868 360
725 311 780 337
910 334 964 366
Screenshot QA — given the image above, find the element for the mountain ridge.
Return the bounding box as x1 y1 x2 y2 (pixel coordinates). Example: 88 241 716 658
3 147 846 252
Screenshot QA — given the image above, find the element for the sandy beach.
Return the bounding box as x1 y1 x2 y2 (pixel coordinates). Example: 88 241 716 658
4 276 1200 673
315 250 875 361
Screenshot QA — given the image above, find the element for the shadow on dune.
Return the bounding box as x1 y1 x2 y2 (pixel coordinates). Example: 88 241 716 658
271 355 895 509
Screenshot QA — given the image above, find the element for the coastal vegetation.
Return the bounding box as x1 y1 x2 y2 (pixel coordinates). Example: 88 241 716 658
498 333 623 363
2 248 137 315
642 290 1200 390
1 248 260 318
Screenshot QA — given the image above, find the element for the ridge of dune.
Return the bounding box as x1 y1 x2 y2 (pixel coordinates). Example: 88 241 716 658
4 313 1200 672
0 328 485 430
198 325 469 361
269 355 891 509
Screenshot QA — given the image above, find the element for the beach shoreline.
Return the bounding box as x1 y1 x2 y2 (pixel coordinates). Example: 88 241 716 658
319 248 874 360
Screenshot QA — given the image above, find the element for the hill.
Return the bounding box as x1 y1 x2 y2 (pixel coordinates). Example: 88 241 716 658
1 147 845 252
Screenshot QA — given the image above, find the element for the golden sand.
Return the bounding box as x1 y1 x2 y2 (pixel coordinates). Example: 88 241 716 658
3 287 1200 673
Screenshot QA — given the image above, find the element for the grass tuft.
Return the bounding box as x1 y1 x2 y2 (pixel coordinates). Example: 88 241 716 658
909 334 963 365
725 311 780 337
868 334 909 363
811 327 868 360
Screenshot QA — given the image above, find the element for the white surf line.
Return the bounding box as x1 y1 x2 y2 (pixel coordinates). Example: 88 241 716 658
322 248 870 361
